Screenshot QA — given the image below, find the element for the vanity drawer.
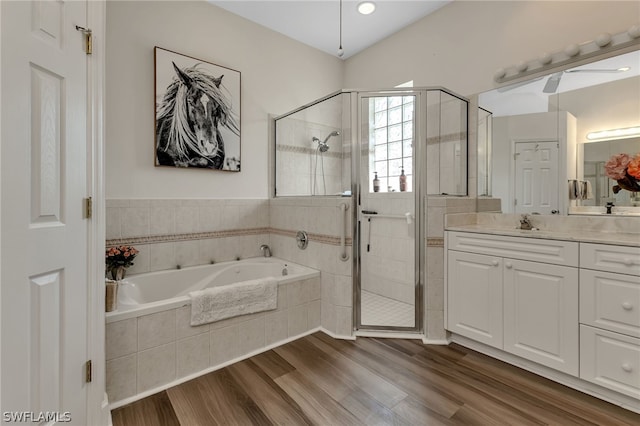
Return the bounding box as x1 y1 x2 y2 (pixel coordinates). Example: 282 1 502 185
580 325 640 400
580 269 640 338
447 232 578 267
580 243 640 276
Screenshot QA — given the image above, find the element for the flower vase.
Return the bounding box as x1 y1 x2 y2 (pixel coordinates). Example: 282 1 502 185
107 265 127 281
105 279 118 312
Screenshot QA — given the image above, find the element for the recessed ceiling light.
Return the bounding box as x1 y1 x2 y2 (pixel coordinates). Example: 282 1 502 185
358 1 376 15
618 66 631 72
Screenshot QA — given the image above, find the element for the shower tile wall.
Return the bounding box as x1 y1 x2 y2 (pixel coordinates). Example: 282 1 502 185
360 193 415 305
269 196 353 337
276 118 344 196
105 199 270 273
425 196 476 341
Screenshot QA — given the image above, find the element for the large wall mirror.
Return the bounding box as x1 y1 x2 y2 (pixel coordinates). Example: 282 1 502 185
477 49 640 216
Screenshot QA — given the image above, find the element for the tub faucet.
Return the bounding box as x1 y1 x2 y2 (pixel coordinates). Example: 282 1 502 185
519 214 534 230
260 244 272 257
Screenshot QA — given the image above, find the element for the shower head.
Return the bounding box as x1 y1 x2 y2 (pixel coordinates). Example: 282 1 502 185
323 130 340 144
315 130 340 153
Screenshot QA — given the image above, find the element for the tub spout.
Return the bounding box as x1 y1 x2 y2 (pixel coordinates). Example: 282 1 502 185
260 244 272 257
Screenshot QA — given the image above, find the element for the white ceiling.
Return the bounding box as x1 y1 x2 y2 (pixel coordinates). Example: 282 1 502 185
208 0 452 59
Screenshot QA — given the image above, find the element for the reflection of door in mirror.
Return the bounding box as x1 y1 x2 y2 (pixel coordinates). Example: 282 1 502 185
514 141 559 214
488 111 575 215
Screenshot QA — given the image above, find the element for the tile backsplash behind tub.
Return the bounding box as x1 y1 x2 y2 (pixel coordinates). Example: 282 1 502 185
106 199 270 274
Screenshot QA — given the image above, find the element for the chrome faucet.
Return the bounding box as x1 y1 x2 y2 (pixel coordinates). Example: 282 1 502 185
260 244 272 257
519 214 534 230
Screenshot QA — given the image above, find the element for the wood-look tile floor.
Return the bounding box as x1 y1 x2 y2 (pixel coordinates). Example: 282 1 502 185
112 332 640 426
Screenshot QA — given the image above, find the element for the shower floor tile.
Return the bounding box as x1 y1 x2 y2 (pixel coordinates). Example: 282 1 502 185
361 290 414 327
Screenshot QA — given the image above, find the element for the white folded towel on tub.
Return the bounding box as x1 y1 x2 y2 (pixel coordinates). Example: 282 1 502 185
189 277 278 326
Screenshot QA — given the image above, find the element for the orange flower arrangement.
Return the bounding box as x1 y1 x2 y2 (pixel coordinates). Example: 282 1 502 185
628 154 640 180
605 152 640 194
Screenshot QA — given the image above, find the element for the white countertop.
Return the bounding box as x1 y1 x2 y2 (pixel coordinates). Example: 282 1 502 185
446 224 640 247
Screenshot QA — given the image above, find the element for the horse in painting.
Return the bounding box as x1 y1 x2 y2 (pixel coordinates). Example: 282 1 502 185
156 62 239 169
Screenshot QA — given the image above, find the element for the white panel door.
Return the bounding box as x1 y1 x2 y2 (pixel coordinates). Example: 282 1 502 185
447 251 503 348
503 259 579 375
514 141 558 215
1 1 89 424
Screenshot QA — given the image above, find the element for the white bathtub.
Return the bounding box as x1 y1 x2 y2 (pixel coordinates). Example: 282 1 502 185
106 257 319 323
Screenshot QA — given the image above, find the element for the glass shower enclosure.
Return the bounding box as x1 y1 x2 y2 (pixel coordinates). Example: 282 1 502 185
274 88 468 334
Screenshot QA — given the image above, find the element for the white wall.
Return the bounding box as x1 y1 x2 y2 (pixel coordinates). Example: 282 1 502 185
344 1 640 97
106 0 343 199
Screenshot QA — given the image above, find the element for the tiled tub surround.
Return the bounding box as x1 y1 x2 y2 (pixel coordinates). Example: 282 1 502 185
106 273 321 407
106 199 271 274
269 197 354 338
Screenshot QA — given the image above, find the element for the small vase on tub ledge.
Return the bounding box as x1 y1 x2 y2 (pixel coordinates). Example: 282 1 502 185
105 245 139 312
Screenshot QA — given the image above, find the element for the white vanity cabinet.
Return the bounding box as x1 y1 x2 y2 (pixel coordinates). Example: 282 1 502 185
579 243 640 400
446 231 579 375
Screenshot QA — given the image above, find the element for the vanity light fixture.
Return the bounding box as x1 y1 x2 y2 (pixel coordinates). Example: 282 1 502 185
494 24 640 83
358 1 376 15
586 126 640 141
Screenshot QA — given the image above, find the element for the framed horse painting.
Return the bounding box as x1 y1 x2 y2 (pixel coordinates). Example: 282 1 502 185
154 47 241 171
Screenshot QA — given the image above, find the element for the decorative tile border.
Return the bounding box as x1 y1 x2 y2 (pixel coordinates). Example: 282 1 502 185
277 144 343 159
426 237 444 247
107 227 352 247
427 132 467 145
106 227 270 247
270 228 352 246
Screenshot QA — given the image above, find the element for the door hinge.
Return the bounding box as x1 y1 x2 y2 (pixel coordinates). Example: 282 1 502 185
514 199 518 206
75 25 92 54
85 360 92 383
84 197 93 219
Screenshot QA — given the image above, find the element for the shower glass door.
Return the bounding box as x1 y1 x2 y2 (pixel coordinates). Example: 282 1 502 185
356 91 422 331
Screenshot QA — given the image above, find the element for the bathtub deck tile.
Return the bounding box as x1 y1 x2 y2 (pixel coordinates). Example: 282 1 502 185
210 324 240 367
176 334 210 378
288 305 308 338
107 353 137 403
265 310 288 346
137 342 177 393
307 300 321 329
106 318 137 361
175 306 210 340
138 309 176 351
238 317 266 356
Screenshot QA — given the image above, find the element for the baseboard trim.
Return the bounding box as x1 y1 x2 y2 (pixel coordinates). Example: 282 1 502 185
354 330 423 340
109 327 322 410
451 334 640 414
320 327 356 340
422 337 451 345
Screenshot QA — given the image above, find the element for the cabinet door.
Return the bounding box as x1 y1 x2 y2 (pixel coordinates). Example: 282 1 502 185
503 259 579 375
447 251 503 348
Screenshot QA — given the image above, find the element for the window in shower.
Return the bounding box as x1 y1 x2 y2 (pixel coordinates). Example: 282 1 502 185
369 96 414 193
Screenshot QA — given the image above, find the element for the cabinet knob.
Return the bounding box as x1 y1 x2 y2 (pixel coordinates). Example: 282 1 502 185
623 258 634 266
621 363 633 373
491 260 499 267
622 302 633 311
505 262 513 269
